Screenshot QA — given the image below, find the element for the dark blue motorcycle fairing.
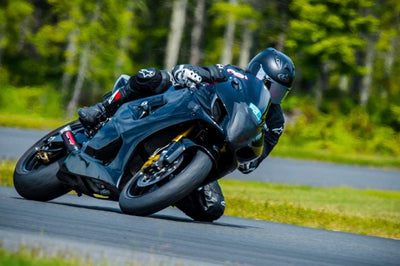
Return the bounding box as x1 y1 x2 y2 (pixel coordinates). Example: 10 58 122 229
62 87 222 188
219 66 271 119
213 74 269 156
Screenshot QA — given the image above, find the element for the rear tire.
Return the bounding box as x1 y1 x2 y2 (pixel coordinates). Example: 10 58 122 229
13 121 82 201
119 150 212 216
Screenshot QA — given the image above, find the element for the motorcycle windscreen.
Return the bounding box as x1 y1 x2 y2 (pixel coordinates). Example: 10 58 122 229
112 74 130 92
243 76 271 121
226 102 262 152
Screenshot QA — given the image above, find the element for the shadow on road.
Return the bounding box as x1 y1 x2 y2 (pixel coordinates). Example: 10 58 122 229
19 196 254 229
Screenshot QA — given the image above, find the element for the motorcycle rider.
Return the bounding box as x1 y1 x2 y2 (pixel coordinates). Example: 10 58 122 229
78 47 295 221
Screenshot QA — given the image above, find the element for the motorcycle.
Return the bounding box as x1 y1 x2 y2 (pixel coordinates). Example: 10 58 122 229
13 71 271 218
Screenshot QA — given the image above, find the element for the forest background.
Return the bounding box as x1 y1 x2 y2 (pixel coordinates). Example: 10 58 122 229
0 0 399 168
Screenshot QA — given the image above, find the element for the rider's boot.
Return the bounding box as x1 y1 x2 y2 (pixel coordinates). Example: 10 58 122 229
78 87 130 129
78 68 173 130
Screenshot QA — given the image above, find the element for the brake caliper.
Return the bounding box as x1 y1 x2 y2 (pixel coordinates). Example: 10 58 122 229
35 146 51 164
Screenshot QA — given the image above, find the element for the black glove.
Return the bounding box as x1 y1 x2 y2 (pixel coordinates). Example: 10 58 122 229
238 158 260 174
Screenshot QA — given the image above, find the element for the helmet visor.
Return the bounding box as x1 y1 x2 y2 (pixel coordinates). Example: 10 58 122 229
264 75 290 104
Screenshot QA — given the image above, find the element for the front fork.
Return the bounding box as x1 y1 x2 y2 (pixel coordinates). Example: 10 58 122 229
141 126 218 174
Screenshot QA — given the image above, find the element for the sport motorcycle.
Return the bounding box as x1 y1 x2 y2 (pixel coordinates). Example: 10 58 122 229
14 73 271 217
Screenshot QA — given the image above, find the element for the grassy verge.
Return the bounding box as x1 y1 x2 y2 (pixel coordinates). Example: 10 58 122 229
220 179 400 239
0 246 95 266
0 113 70 130
0 160 15 187
2 160 399 239
271 145 400 170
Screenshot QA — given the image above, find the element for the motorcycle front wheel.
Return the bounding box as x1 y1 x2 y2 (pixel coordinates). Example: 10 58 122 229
119 149 212 216
13 120 83 201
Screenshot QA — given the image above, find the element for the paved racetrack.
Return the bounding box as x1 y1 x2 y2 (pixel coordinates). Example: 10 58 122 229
1 187 399 265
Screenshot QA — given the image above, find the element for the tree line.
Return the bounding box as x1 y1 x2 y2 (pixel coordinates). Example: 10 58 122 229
0 0 399 131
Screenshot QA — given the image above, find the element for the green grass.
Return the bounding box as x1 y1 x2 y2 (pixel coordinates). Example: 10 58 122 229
271 144 400 170
0 113 70 130
219 179 400 239
0 86 71 130
0 160 15 187
2 160 399 239
0 246 98 266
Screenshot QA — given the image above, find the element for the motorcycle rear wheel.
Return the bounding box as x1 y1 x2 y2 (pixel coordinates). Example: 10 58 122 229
119 149 212 216
13 121 82 201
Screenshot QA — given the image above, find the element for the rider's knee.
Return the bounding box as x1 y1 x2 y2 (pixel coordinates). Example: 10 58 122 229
128 68 172 97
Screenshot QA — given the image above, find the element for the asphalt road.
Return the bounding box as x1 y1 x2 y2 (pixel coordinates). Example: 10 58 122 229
1 186 399 265
1 126 399 190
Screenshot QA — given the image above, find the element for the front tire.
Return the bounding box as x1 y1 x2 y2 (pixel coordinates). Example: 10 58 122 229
13 121 82 201
119 150 212 216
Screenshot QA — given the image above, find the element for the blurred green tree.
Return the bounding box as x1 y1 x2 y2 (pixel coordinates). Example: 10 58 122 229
285 0 379 109
0 0 34 84
0 0 398 135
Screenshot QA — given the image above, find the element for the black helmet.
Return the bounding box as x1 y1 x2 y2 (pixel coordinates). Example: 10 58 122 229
246 48 295 104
